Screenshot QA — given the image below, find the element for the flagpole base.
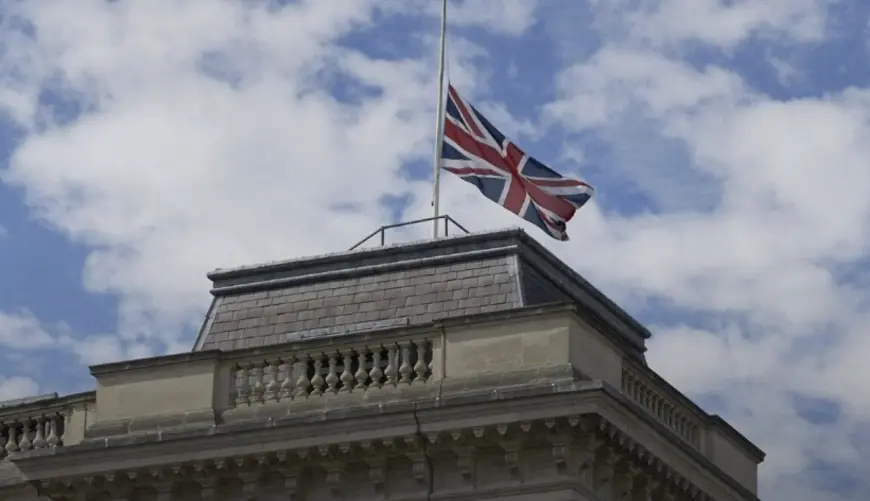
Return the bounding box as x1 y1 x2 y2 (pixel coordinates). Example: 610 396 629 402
349 215 470 251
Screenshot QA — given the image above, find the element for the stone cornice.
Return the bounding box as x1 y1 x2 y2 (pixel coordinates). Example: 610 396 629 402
206 228 524 282
89 351 221 377
0 391 94 421
708 415 766 462
11 380 757 501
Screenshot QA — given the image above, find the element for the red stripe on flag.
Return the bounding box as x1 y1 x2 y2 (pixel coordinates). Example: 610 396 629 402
448 85 486 139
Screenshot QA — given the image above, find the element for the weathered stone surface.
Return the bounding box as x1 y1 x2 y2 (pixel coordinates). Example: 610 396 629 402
193 228 651 355
202 256 521 350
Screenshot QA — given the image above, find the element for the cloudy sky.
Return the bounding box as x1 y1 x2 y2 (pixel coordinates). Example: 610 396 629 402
0 0 868 498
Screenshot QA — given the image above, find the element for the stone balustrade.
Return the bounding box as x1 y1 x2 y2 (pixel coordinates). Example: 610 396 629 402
621 362 703 449
228 337 432 407
0 414 65 457
1 306 763 500
0 392 94 460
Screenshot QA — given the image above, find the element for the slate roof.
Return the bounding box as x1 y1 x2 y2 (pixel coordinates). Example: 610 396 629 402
192 228 651 360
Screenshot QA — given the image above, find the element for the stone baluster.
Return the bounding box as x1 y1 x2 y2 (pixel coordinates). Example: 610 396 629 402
398 341 413 385
369 349 384 388
385 344 398 386
60 411 70 446
264 359 280 402
46 415 60 447
414 339 429 382
310 356 325 396
234 363 251 407
280 356 296 400
5 422 19 454
0 423 8 458
339 350 355 393
354 348 369 390
32 417 46 449
250 362 266 404
295 355 312 398
325 353 340 394
18 419 32 451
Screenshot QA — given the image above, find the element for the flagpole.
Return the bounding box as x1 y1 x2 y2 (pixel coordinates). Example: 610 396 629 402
432 0 448 238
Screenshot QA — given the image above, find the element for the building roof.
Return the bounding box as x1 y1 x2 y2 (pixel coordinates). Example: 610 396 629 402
191 227 651 359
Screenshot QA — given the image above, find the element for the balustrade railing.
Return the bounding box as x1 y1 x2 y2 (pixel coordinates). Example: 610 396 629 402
622 364 703 449
0 413 65 458
0 393 92 459
229 336 433 407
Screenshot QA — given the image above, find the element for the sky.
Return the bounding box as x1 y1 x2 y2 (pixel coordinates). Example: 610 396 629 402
0 0 868 498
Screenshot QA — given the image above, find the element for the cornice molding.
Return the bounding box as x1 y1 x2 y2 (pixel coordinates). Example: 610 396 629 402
12 382 757 501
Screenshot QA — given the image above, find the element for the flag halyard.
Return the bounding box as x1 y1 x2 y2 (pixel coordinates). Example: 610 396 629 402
440 84 594 241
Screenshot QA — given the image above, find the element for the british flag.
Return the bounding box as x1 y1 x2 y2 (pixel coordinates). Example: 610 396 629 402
441 84 594 241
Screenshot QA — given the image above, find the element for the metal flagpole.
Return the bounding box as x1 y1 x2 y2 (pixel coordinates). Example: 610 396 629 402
432 0 448 238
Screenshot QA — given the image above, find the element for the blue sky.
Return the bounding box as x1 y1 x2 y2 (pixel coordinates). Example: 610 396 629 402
1 1 869 499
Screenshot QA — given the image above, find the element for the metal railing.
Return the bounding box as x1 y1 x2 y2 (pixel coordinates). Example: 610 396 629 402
349 215 470 251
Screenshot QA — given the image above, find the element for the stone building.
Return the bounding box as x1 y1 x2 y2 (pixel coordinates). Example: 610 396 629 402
0 228 764 500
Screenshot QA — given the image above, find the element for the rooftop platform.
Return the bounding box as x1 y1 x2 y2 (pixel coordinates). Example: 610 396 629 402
193 228 651 360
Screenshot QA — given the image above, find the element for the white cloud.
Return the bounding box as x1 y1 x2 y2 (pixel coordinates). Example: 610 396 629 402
0 376 40 402
0 310 56 349
0 309 146 368
58 334 131 366
593 0 830 50
408 0 540 36
1 0 431 346
548 47 746 129
0 0 515 348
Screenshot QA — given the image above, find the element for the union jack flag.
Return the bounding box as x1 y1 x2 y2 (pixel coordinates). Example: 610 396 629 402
441 84 594 241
